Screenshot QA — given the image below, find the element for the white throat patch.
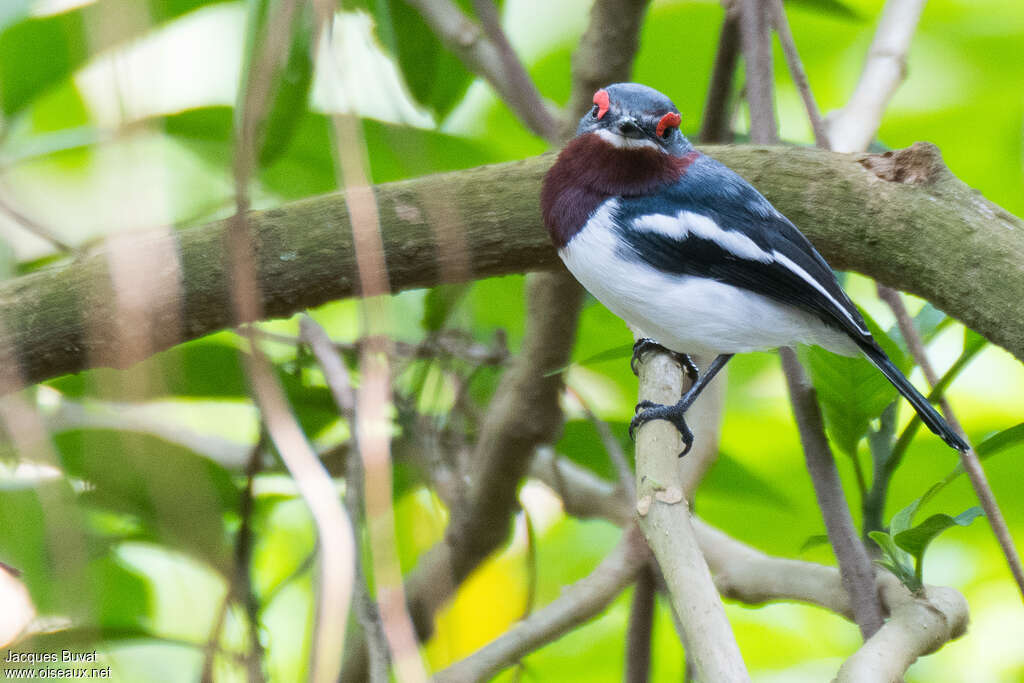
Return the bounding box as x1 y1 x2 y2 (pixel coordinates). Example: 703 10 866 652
594 129 661 151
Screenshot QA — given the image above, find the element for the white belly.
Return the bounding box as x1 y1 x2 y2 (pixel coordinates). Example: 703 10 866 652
559 219 858 357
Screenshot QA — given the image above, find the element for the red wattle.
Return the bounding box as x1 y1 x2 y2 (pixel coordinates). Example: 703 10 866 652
656 111 681 137
593 89 610 119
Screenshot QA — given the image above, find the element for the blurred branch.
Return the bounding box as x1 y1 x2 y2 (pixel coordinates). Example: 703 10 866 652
0 191 73 252
739 0 777 144
625 565 655 683
300 316 390 683
632 352 748 681
825 0 927 152
780 348 884 638
248 326 507 367
340 272 583 681
699 4 742 143
564 0 652 138
235 431 268 683
406 0 559 141
229 3 355 680
434 526 650 682
3 145 1024 390
566 385 635 500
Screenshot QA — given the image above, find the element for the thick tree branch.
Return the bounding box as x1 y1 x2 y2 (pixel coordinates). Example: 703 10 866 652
2 145 1023 390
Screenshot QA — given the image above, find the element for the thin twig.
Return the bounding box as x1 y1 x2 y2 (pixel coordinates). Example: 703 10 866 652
699 3 742 143
200 594 231 683
229 4 356 680
566 384 635 500
246 325 507 367
434 526 650 682
236 430 268 683
739 0 778 144
779 348 885 638
767 0 828 147
0 192 73 252
877 286 1024 600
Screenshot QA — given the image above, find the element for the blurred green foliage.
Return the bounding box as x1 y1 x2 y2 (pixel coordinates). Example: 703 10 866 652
0 0 1022 681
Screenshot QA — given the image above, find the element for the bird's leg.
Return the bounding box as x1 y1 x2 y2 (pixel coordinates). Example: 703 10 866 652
630 338 700 383
629 354 733 456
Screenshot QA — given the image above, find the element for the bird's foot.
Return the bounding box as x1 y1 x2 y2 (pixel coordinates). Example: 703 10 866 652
630 338 699 382
629 399 695 457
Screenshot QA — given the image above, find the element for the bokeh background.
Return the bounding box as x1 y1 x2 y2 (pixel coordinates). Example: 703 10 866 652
0 0 1022 680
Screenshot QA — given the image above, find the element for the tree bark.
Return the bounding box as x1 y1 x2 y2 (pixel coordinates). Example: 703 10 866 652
2 143 1022 389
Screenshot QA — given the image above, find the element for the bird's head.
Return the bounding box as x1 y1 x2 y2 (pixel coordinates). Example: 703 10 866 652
575 83 690 156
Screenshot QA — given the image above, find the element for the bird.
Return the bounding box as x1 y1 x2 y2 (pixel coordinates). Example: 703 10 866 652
540 82 969 456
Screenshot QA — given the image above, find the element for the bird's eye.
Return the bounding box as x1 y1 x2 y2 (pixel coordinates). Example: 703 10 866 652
660 127 675 139
590 105 600 118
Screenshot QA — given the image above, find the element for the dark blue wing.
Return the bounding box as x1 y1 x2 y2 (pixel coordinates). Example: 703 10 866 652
612 154 878 349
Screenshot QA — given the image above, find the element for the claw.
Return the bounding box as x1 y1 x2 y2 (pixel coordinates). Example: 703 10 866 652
630 338 699 383
629 400 695 457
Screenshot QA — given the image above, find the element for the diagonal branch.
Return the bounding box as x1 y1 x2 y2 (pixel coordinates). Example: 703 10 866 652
433 526 650 682
779 348 885 638
826 0 928 152
405 0 559 141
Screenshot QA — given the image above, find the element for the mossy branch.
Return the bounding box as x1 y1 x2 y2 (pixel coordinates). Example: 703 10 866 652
2 142 1022 389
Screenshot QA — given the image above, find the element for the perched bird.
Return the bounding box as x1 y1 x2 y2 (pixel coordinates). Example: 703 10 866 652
541 82 968 456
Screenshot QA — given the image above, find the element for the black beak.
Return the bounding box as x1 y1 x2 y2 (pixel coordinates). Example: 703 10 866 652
617 118 645 139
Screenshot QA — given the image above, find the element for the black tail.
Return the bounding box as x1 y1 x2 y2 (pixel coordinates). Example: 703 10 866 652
859 343 969 452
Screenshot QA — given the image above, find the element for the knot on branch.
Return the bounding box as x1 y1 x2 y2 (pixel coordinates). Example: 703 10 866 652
858 142 948 185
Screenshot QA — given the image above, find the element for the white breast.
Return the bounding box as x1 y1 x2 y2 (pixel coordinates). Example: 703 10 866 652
559 200 858 357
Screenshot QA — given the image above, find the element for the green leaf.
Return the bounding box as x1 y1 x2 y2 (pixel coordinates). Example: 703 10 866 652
912 302 950 345
702 452 793 510
799 344 897 456
894 507 984 558
0 1 230 116
356 1 475 118
799 534 830 553
890 481 946 534
422 284 470 332
868 530 918 591
47 337 249 400
545 343 634 377
976 422 1024 459
554 420 627 482
893 507 984 589
54 429 239 570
